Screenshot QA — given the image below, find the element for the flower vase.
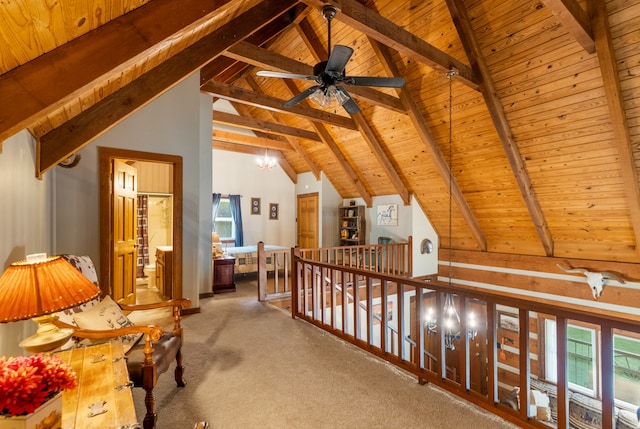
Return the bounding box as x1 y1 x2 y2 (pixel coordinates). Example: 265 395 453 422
0 393 62 429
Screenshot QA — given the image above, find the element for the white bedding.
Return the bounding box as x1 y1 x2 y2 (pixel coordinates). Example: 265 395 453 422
224 244 289 274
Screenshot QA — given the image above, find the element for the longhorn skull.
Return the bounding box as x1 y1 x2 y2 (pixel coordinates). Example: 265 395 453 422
556 263 626 299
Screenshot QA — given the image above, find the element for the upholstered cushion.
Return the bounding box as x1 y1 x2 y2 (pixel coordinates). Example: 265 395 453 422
569 393 603 429
530 378 559 422
530 389 552 421
57 255 102 350
126 332 182 386
73 295 143 353
617 409 639 429
500 387 520 410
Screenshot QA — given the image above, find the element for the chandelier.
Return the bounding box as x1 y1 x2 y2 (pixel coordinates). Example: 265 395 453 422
256 148 277 171
425 294 477 350
309 85 349 109
424 67 477 351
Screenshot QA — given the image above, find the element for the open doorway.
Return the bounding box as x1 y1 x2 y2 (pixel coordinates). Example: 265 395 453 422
98 147 183 304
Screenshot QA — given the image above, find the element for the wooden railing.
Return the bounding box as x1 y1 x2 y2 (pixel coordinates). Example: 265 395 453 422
257 238 413 302
257 241 291 302
290 251 640 429
299 236 412 276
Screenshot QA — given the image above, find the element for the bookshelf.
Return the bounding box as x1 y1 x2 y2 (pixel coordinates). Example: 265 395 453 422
339 205 366 245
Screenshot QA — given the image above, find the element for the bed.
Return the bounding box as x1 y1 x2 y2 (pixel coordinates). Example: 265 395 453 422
224 244 290 275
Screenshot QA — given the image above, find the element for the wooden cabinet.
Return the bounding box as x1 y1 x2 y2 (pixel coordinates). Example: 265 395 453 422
156 246 173 299
339 205 366 245
213 257 236 293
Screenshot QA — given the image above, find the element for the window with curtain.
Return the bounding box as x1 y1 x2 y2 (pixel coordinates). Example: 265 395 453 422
213 197 235 241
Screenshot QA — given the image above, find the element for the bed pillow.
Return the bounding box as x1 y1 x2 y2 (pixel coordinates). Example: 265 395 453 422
530 389 552 421
73 295 143 353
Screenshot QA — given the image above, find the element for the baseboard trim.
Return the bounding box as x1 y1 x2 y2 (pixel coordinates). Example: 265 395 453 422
182 307 201 315
199 292 214 299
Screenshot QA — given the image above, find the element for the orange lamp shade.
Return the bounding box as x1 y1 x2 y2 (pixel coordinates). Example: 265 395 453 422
0 255 101 323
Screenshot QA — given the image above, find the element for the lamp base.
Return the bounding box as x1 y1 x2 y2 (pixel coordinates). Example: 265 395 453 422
18 314 74 353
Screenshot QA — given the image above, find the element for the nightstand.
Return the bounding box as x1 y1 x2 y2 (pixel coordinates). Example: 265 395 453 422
213 257 236 293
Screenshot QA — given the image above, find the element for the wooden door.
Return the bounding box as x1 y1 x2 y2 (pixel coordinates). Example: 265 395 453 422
112 160 137 304
297 193 319 248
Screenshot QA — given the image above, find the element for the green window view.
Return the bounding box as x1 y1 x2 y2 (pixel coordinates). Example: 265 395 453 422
214 199 234 240
614 335 640 407
567 326 595 391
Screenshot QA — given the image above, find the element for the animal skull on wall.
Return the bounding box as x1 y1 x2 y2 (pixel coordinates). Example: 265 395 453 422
556 263 626 299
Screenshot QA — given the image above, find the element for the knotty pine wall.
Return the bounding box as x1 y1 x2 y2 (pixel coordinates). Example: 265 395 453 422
439 249 640 323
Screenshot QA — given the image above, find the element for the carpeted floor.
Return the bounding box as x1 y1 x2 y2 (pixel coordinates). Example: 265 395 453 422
131 279 519 429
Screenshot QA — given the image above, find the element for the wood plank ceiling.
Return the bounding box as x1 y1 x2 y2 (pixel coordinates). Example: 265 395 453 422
0 0 638 263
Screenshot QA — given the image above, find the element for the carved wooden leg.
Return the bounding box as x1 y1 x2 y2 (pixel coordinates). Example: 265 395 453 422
175 347 186 387
143 388 157 429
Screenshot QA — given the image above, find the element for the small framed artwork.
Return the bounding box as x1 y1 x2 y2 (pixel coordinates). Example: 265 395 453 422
269 203 278 220
376 203 398 226
499 312 519 332
251 198 261 215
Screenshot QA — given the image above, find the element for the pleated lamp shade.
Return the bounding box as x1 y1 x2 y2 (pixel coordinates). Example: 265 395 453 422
0 255 101 323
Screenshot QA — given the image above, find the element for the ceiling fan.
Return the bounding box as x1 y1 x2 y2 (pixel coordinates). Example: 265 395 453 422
256 5 405 114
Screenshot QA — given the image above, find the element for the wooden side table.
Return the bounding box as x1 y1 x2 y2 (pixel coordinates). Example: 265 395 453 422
213 256 236 293
56 339 137 428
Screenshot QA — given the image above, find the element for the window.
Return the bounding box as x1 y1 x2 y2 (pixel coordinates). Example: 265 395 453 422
214 198 235 241
614 334 640 408
544 321 597 396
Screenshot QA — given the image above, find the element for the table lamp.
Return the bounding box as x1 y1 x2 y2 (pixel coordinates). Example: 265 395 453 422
212 232 223 258
0 253 101 353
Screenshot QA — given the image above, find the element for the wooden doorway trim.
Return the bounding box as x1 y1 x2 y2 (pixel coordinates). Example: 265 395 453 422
99 147 183 299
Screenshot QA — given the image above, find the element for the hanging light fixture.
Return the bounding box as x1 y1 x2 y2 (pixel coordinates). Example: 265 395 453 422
309 85 350 109
424 68 477 351
256 148 277 171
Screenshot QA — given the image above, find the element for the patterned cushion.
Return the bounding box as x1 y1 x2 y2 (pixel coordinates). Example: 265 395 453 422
73 295 143 353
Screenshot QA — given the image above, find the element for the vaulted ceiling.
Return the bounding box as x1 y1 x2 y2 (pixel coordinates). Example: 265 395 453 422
1 0 639 263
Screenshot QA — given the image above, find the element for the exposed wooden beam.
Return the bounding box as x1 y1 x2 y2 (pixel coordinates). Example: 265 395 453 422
243 76 323 180
313 124 373 207
201 80 357 131
370 39 487 251
587 0 640 255
0 0 238 143
212 130 293 151
541 0 595 53
212 140 297 183
36 0 299 176
299 0 478 90
446 0 554 256
351 112 410 205
281 79 373 206
227 41 406 114
295 19 326 63
213 111 321 142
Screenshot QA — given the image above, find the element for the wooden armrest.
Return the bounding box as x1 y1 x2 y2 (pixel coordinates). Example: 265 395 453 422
54 320 164 342
119 298 191 335
118 298 191 313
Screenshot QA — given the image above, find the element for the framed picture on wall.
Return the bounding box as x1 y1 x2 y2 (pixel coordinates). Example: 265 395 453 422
376 203 398 226
251 197 261 215
269 203 278 220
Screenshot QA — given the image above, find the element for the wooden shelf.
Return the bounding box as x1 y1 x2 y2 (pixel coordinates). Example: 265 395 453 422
339 205 366 246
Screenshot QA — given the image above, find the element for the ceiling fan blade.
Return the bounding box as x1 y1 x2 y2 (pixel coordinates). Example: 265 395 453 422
336 87 360 114
343 76 405 88
283 85 321 108
256 70 317 81
325 45 354 73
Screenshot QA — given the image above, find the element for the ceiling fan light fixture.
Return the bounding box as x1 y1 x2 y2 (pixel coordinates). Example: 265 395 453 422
309 85 348 109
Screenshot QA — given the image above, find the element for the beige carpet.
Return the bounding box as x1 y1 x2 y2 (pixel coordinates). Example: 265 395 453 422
131 280 519 429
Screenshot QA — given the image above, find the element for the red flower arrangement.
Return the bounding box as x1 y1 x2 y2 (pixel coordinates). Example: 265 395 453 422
0 353 77 416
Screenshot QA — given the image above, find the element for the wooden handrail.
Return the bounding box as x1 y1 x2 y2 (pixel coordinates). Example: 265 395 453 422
291 253 640 429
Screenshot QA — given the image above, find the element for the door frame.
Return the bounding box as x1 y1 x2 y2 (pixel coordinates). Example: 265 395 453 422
98 147 183 299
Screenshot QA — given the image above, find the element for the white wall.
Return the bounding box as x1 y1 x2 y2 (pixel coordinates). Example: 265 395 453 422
411 195 438 277
55 73 211 305
212 150 295 247
0 130 54 357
